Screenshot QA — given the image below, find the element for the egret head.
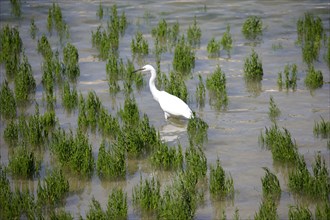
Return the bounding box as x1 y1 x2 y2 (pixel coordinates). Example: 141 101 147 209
132 64 155 74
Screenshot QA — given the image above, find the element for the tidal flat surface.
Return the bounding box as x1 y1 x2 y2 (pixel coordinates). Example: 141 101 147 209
0 0 329 219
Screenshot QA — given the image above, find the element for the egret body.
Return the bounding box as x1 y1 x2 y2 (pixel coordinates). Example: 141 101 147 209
133 65 193 120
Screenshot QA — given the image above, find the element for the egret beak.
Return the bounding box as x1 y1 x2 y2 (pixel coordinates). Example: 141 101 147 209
132 68 144 74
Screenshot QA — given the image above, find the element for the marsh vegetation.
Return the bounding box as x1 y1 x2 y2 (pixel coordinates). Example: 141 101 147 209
0 1 328 219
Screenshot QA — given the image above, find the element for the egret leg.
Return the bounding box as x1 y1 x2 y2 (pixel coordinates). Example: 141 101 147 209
164 112 170 120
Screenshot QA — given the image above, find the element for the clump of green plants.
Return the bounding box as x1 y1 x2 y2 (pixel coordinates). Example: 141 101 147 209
259 125 299 163
313 116 330 138
296 13 324 65
61 81 78 110
242 16 263 40
288 154 330 201
106 188 128 219
0 165 44 219
41 58 56 110
63 42 80 81
4 105 56 147
150 142 183 170
165 71 188 102
96 1 103 20
30 18 38 40
37 34 53 59
158 170 202 219
288 205 312 220
187 16 202 47
207 37 221 57
206 65 228 111
185 144 207 179
10 0 21 17
85 197 106 219
304 65 323 89
0 25 22 79
78 91 102 130
0 81 17 120
97 106 121 138
133 176 161 213
268 96 281 122
261 167 281 201
173 35 195 75
131 31 149 56
37 169 69 207
105 53 121 94
3 120 18 147
14 53 36 104
254 199 278 220
277 64 297 91
187 115 209 146
86 189 127 219
209 158 234 199
243 49 263 81
195 74 206 108
8 144 40 178
221 24 233 56
91 4 127 59
151 19 168 42
315 202 330 220
97 140 126 179
50 128 94 175
47 3 69 40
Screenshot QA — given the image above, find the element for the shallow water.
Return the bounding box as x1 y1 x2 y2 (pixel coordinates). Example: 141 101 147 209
0 0 329 219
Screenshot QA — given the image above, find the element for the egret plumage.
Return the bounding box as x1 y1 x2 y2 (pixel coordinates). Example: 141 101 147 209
133 64 193 120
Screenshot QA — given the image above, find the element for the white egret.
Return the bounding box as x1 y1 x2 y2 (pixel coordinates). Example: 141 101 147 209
133 64 193 120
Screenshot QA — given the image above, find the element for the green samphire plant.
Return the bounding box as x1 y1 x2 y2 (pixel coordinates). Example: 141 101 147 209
0 25 22 79
187 16 202 47
0 80 17 120
63 42 80 81
207 37 221 57
131 31 149 56
209 158 234 199
296 13 324 66
242 16 263 40
206 65 228 111
173 35 195 75
243 49 263 81
304 65 323 89
14 53 36 104
277 64 297 91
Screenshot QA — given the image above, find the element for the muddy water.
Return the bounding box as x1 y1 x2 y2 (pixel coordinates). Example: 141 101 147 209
0 0 329 219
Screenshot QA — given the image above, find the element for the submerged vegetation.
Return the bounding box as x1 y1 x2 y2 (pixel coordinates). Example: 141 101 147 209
313 116 330 138
242 16 263 40
296 13 324 66
259 124 298 163
206 65 228 111
0 81 17 120
268 96 281 122
243 49 263 81
0 25 22 79
209 158 234 199
173 35 195 75
288 154 329 201
304 65 323 89
91 4 127 59
261 167 281 201
277 64 297 91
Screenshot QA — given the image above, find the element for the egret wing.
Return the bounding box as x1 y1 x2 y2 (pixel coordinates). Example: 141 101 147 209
158 91 192 118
